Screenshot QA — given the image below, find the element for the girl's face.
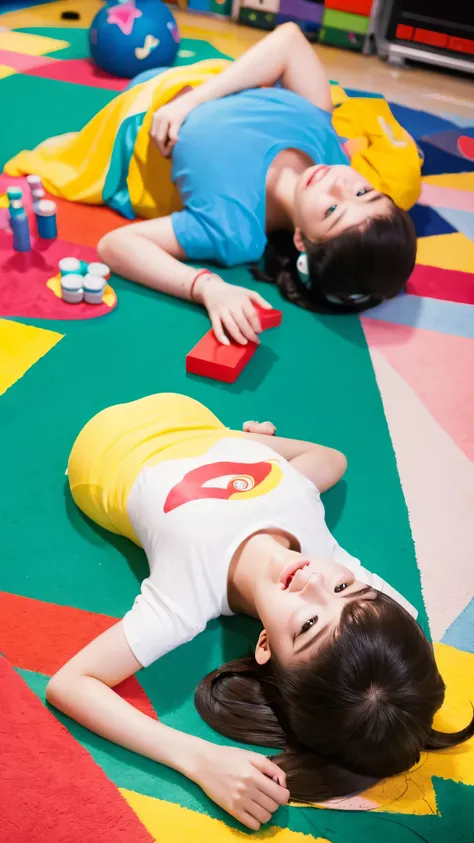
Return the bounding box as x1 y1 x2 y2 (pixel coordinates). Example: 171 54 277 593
253 553 376 667
293 164 392 243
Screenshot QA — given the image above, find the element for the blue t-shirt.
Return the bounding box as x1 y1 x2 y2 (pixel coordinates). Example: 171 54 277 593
171 87 348 267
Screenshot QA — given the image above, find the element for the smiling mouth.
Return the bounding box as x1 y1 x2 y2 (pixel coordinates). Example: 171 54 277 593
280 560 310 590
306 165 329 188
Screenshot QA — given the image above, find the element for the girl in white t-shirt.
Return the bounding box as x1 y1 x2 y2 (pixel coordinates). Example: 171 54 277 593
47 393 473 830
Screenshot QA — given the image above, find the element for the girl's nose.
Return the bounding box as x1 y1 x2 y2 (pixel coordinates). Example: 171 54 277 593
333 175 348 195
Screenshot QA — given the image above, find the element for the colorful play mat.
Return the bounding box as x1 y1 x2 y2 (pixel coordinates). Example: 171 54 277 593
0 3 473 843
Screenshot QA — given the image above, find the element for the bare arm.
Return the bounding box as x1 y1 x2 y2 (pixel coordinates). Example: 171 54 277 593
242 421 347 492
151 23 332 156
98 217 272 346
184 22 332 112
98 216 194 300
46 621 289 829
46 622 203 771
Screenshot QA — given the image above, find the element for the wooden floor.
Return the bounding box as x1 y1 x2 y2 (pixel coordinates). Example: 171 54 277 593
0 0 472 118
176 10 474 119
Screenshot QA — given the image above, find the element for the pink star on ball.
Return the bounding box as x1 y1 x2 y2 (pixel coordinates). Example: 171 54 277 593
106 1 142 36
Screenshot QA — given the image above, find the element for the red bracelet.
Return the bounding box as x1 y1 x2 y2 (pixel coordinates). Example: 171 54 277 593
190 269 212 301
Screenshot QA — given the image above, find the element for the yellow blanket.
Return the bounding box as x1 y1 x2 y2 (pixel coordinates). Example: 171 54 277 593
5 62 421 219
5 60 230 220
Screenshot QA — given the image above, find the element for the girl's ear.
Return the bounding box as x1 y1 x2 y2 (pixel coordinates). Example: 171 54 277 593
293 228 305 253
255 629 272 665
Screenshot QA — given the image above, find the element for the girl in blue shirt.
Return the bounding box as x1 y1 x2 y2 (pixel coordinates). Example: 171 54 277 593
99 23 417 345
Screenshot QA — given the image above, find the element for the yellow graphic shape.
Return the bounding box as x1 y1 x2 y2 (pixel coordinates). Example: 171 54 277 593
135 34 159 61
416 232 474 273
0 318 63 396
229 460 283 502
121 788 331 843
0 30 69 55
0 64 15 79
423 172 474 191
47 273 117 308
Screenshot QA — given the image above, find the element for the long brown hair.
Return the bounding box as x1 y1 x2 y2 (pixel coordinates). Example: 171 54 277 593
252 202 417 314
195 593 474 803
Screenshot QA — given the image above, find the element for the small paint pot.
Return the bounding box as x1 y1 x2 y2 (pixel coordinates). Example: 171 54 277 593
61 273 84 304
59 257 82 276
26 174 45 202
83 273 105 305
87 261 111 281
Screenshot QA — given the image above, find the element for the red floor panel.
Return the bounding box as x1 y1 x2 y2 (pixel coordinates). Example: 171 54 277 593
0 591 158 720
0 656 154 843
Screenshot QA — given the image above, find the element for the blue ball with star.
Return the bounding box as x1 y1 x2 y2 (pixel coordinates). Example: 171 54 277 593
89 0 180 78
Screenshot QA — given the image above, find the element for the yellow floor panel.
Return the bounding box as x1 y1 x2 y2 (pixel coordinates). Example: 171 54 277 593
416 232 474 273
0 0 184 30
0 0 100 29
0 29 69 55
0 318 63 397
2 2 474 115
422 172 474 192
120 789 331 843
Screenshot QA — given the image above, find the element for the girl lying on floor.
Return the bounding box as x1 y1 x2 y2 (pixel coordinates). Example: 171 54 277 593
99 24 419 341
7 24 419 343
47 393 473 830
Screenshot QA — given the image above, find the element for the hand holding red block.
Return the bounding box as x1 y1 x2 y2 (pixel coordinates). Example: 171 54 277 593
186 305 282 383
255 304 282 330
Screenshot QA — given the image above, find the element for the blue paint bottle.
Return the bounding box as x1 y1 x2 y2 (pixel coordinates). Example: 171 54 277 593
35 199 57 239
11 212 31 252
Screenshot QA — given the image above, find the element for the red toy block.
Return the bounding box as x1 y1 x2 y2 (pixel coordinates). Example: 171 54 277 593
186 330 257 383
255 304 282 330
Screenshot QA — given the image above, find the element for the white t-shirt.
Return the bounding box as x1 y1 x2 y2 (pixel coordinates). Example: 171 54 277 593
123 437 417 667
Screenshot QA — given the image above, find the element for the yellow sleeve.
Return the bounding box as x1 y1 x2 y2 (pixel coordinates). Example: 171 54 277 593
332 98 422 210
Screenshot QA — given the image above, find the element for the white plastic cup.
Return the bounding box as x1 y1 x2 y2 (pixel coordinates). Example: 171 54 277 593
83 273 105 304
61 273 84 304
87 261 110 281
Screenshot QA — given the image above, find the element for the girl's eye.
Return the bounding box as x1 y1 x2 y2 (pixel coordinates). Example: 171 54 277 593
301 616 318 634
334 582 349 593
356 187 372 197
324 204 337 218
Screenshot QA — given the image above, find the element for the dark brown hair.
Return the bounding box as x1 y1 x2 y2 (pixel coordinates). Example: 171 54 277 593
252 201 417 315
195 593 474 803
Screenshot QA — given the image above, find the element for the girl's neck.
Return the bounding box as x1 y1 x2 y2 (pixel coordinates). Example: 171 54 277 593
227 530 295 616
266 149 311 232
